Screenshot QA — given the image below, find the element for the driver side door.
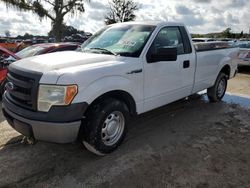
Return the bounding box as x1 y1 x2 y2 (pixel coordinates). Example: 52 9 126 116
143 26 194 112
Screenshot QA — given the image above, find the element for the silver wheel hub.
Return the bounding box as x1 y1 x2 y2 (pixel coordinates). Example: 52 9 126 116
101 111 125 146
107 121 118 135
217 79 226 97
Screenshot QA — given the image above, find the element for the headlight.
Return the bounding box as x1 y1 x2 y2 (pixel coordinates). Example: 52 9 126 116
38 84 78 112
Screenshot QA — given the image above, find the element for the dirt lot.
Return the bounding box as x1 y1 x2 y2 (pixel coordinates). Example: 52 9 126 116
0 69 250 188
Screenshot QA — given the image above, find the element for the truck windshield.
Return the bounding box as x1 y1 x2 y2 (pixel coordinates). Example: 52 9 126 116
81 24 156 57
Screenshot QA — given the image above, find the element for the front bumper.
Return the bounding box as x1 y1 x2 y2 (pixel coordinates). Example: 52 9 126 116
2 93 88 143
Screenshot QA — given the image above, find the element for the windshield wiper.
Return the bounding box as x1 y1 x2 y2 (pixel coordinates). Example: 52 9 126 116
88 48 117 56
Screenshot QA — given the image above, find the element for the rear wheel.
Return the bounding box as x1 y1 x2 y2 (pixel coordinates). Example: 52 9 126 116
81 98 129 155
207 72 227 102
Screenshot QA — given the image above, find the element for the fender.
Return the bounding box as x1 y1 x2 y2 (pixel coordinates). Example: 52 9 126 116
216 56 231 76
72 76 144 114
213 48 238 85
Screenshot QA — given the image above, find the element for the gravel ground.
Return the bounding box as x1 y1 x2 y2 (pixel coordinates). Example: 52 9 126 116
0 70 250 188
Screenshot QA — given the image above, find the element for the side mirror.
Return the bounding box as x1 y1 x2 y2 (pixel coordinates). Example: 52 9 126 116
147 47 177 63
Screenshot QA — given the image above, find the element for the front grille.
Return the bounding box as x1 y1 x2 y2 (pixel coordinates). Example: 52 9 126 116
6 66 42 111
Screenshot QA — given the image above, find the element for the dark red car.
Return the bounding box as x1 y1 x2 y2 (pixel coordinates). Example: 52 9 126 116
0 46 20 83
0 42 80 93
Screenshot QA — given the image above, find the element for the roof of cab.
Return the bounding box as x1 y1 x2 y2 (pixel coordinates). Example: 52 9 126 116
110 21 185 27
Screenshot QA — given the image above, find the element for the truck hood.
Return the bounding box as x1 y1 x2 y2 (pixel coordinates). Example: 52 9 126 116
11 51 122 73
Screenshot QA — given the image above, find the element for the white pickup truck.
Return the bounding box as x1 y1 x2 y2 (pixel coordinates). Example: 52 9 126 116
2 22 238 155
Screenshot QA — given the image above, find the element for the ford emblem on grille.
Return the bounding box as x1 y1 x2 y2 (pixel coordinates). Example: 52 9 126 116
5 82 15 92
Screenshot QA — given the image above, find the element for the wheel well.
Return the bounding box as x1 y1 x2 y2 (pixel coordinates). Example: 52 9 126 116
86 90 137 116
220 65 230 78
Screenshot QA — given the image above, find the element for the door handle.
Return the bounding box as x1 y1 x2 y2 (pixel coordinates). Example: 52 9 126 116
183 60 190 69
126 69 143 74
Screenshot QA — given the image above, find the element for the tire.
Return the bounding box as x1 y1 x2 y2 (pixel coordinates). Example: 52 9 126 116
0 79 7 96
81 98 129 155
207 72 227 102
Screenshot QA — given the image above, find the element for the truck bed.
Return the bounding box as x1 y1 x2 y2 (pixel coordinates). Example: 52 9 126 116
192 42 238 93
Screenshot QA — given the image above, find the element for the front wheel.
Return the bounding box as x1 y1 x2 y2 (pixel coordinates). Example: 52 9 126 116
207 72 227 102
0 79 7 95
81 98 129 155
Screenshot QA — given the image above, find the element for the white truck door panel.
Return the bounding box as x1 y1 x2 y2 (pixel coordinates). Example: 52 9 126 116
143 26 195 112
180 53 196 93
143 56 183 112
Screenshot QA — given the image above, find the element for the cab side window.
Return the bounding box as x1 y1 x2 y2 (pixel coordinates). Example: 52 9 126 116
149 27 185 55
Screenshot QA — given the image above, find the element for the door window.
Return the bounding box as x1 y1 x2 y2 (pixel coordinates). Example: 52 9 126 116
148 27 185 56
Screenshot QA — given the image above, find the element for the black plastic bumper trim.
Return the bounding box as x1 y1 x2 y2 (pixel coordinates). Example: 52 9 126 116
3 109 33 137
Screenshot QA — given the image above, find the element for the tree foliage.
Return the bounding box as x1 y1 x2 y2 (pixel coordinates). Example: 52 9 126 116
105 0 138 25
48 24 85 37
23 33 34 39
5 30 11 38
221 28 232 38
1 0 88 41
192 28 247 39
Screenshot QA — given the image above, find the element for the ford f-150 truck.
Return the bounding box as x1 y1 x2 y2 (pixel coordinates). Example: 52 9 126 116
2 22 238 155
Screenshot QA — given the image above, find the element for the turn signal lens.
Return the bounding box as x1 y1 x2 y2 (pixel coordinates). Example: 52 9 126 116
65 85 78 105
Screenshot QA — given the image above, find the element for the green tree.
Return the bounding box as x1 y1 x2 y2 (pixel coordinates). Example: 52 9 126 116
105 0 138 25
23 33 34 39
5 30 11 38
1 0 89 42
221 28 232 38
48 24 85 38
191 34 204 38
239 31 243 38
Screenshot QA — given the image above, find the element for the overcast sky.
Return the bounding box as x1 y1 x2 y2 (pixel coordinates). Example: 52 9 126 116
0 0 249 37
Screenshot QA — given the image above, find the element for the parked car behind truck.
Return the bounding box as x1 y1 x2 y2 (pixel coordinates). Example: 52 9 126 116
0 46 20 85
2 22 238 155
235 41 250 67
0 42 80 93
